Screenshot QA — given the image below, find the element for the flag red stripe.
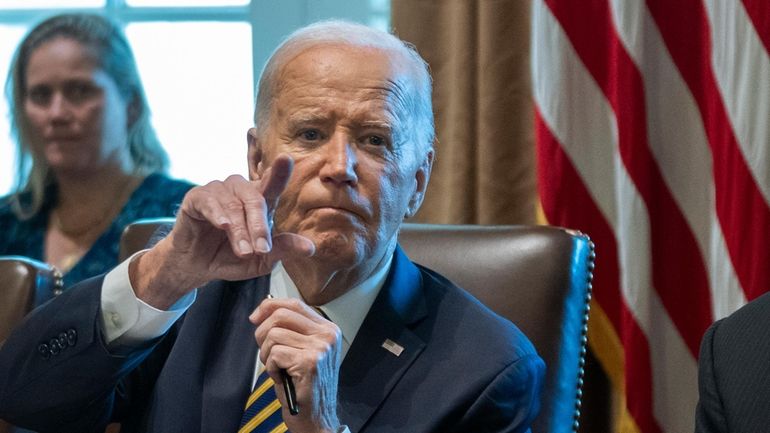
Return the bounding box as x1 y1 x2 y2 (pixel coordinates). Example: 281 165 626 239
536 112 663 433
543 0 713 356
646 0 770 302
741 0 770 55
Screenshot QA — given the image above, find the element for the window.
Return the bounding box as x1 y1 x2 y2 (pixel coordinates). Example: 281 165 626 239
0 0 390 195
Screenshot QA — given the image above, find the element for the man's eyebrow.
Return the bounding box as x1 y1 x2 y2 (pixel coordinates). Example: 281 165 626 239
358 120 393 130
286 112 329 128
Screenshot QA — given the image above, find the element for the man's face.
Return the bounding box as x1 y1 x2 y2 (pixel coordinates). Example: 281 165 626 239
250 44 433 273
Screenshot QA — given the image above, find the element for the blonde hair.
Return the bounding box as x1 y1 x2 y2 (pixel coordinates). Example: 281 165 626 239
5 13 168 219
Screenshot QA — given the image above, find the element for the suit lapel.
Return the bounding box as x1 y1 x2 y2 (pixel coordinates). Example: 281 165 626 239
338 247 428 432
200 277 269 432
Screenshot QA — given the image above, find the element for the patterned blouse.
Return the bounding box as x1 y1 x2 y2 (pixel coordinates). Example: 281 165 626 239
0 173 193 306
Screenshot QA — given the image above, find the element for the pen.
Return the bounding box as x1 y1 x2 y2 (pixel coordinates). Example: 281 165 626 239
266 294 299 415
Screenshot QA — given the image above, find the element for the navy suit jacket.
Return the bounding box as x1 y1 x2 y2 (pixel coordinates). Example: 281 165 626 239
0 247 544 433
695 291 770 433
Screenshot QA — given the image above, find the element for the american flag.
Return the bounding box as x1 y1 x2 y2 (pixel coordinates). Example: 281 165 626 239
533 0 770 431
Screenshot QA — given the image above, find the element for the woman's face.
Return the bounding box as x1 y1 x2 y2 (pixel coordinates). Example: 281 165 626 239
23 37 131 175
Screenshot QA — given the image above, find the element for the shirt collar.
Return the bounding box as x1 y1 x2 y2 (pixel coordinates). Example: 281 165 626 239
269 251 394 359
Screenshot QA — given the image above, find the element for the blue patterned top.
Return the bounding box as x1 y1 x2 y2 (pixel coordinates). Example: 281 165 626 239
0 173 193 305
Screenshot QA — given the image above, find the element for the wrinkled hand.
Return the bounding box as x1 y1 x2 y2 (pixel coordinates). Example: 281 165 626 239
131 155 315 309
251 298 342 433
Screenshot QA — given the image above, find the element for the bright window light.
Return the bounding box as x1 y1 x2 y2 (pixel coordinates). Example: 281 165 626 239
126 0 248 6
0 1 390 197
126 22 254 185
0 0 103 8
0 25 27 196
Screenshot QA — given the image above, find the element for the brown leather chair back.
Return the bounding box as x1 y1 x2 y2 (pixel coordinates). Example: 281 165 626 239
398 224 594 433
0 256 62 433
0 256 62 345
120 219 594 433
119 217 174 261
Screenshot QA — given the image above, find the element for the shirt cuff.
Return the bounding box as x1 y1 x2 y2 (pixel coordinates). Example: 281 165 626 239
101 250 196 346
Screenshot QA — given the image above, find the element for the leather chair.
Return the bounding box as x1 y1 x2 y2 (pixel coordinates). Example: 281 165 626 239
397 224 594 433
0 256 63 433
0 256 62 345
119 219 595 433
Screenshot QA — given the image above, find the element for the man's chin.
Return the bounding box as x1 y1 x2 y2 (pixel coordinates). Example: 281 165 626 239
305 230 364 263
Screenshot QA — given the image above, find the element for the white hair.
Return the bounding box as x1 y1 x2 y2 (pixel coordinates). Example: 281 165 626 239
254 20 435 156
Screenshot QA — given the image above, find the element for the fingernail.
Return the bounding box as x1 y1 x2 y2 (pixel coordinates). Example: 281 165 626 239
256 237 270 253
239 240 253 255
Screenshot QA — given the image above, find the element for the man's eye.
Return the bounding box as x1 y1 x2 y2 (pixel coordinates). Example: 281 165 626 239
300 130 321 141
365 135 386 146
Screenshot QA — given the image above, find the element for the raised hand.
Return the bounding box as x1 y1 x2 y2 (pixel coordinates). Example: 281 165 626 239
130 154 315 310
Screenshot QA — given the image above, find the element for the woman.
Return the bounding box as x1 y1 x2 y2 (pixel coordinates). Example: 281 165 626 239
0 14 193 304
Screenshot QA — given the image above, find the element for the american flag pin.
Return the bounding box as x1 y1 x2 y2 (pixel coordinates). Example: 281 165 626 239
381 339 404 356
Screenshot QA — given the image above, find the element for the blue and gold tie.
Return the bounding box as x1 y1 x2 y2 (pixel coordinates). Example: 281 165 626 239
238 367 289 433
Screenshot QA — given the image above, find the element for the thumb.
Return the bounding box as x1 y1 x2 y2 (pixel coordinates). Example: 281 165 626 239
271 232 316 259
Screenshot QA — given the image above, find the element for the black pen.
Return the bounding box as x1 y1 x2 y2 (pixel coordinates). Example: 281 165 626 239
266 294 299 415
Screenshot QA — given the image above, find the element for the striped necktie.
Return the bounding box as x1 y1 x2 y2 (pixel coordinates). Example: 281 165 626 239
238 367 289 433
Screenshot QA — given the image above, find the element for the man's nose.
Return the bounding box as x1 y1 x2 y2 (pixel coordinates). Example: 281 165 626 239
320 133 358 186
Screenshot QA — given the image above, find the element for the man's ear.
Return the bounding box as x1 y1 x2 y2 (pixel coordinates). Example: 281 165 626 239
405 149 434 219
247 127 264 180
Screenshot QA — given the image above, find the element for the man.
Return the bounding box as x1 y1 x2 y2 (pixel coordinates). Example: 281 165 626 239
695 292 770 432
0 21 543 433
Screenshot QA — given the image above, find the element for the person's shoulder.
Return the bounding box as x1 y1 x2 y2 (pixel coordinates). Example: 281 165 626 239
141 173 195 195
416 265 539 360
711 292 770 340
705 291 770 364
0 194 28 253
0 194 13 212
138 173 194 202
0 194 19 222
127 173 194 219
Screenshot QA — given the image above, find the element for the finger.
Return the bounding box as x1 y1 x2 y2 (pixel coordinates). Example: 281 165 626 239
253 301 327 346
181 186 232 229
256 326 309 365
270 232 315 260
219 176 266 256
250 296 326 326
184 182 254 256
262 345 305 414
226 176 272 253
248 233 314 276
264 345 304 379
259 154 294 214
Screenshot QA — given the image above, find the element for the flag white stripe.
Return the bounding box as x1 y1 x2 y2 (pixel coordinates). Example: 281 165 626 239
532 1 618 225
616 177 699 433
608 0 746 320
705 0 770 203
532 4 699 430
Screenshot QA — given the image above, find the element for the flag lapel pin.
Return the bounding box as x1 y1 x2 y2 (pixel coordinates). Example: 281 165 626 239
381 339 404 357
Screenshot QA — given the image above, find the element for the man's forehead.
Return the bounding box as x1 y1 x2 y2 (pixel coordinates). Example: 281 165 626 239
278 43 408 82
282 102 396 125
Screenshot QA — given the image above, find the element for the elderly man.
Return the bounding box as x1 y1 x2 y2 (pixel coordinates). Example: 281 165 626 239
0 21 543 433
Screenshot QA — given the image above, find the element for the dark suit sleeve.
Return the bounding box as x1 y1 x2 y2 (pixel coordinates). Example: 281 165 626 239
0 276 164 433
695 320 727 433
455 353 545 433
